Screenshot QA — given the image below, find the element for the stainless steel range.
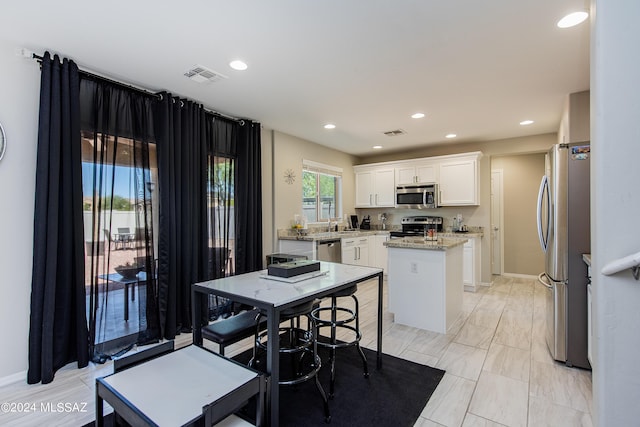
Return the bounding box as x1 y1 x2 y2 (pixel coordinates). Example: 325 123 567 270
390 216 443 238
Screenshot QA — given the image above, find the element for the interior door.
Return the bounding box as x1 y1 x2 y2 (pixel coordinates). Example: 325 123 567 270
491 169 503 275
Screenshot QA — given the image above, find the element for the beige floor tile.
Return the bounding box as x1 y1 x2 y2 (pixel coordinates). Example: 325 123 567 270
436 342 487 381
420 373 476 427
528 395 593 427
406 330 454 359
483 342 530 382
529 360 592 414
401 349 440 367
454 322 495 349
414 416 447 426
469 371 529 427
462 413 509 426
465 308 502 330
493 310 532 350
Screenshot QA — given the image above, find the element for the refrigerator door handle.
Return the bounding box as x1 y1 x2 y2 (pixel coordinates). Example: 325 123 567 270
536 175 549 252
537 272 553 289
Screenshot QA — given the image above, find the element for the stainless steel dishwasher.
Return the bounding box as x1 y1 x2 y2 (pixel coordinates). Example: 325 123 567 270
316 239 342 263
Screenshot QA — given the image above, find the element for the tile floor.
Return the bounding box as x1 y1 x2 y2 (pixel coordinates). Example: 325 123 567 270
0 275 592 426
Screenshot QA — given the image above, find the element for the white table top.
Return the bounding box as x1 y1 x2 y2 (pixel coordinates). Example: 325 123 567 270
101 345 259 427
193 261 382 307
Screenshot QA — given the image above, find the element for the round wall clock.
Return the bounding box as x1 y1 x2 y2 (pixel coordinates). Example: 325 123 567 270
0 122 5 161
284 169 296 185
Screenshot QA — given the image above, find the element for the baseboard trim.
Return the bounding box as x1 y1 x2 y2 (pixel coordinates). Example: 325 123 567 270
0 370 26 387
502 272 538 280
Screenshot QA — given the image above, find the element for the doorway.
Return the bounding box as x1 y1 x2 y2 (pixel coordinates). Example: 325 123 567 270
491 169 504 275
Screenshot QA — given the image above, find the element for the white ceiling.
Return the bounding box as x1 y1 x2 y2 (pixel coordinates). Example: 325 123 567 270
0 0 590 156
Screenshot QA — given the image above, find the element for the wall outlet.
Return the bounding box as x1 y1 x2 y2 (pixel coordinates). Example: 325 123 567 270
410 262 418 274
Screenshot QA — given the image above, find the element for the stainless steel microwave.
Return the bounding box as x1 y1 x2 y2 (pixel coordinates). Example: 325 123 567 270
395 184 439 209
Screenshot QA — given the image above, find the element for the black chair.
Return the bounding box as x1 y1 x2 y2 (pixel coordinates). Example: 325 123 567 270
202 309 267 356
310 285 369 398
116 227 134 249
250 300 331 423
113 340 175 373
209 246 234 278
103 228 116 251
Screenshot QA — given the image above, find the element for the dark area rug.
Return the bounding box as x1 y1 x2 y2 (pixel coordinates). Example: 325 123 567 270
88 346 445 427
234 345 445 427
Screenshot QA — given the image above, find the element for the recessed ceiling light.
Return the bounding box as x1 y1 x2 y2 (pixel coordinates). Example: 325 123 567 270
557 11 589 28
373 145 383 150
520 120 534 125
324 124 336 129
411 113 425 119
445 133 457 139
229 60 248 71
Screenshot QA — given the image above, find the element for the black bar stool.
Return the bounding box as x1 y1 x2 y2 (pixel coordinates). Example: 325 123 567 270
250 300 331 423
310 285 369 398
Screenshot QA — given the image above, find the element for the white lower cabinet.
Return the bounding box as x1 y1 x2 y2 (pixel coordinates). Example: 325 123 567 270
341 236 370 266
458 236 481 291
369 234 389 272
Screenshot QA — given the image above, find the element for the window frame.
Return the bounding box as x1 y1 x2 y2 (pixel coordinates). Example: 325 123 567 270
302 160 343 224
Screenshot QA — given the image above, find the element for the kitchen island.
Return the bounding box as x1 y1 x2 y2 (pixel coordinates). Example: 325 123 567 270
385 237 466 334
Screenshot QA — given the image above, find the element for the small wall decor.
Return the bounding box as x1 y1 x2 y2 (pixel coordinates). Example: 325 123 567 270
284 169 296 185
0 122 6 161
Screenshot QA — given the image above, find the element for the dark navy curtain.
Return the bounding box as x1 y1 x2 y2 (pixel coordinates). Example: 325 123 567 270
154 95 209 338
155 95 262 339
235 121 263 274
28 52 89 384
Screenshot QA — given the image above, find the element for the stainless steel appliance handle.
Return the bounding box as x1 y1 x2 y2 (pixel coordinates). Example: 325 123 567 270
537 272 552 289
423 190 427 206
536 175 549 252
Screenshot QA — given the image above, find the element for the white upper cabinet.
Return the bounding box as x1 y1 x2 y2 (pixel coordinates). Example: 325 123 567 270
438 155 479 206
395 161 438 185
354 167 395 208
355 151 482 208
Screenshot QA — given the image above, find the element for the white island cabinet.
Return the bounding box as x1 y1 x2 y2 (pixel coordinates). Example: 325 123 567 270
386 238 465 334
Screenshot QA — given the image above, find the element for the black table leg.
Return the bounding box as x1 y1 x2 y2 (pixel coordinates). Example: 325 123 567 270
192 289 203 345
377 272 383 369
266 306 280 426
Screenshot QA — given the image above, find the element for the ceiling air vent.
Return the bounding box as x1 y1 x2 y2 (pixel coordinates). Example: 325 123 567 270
383 129 406 136
184 65 228 83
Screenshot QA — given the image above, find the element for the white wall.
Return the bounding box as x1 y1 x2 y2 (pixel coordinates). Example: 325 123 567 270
262 129 358 261
591 1 640 424
0 39 41 382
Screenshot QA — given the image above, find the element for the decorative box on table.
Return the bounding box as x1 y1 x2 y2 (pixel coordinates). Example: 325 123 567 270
267 260 321 278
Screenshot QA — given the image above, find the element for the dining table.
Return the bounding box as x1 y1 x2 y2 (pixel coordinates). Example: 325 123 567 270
191 261 384 426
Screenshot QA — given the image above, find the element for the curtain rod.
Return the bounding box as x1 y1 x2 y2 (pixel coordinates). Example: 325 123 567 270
32 53 250 125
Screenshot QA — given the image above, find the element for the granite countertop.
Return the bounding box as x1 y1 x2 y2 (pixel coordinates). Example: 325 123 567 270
278 229 392 242
384 237 467 251
439 231 484 238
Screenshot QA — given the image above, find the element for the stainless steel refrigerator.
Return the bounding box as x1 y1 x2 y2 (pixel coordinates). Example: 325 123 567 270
537 143 591 369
